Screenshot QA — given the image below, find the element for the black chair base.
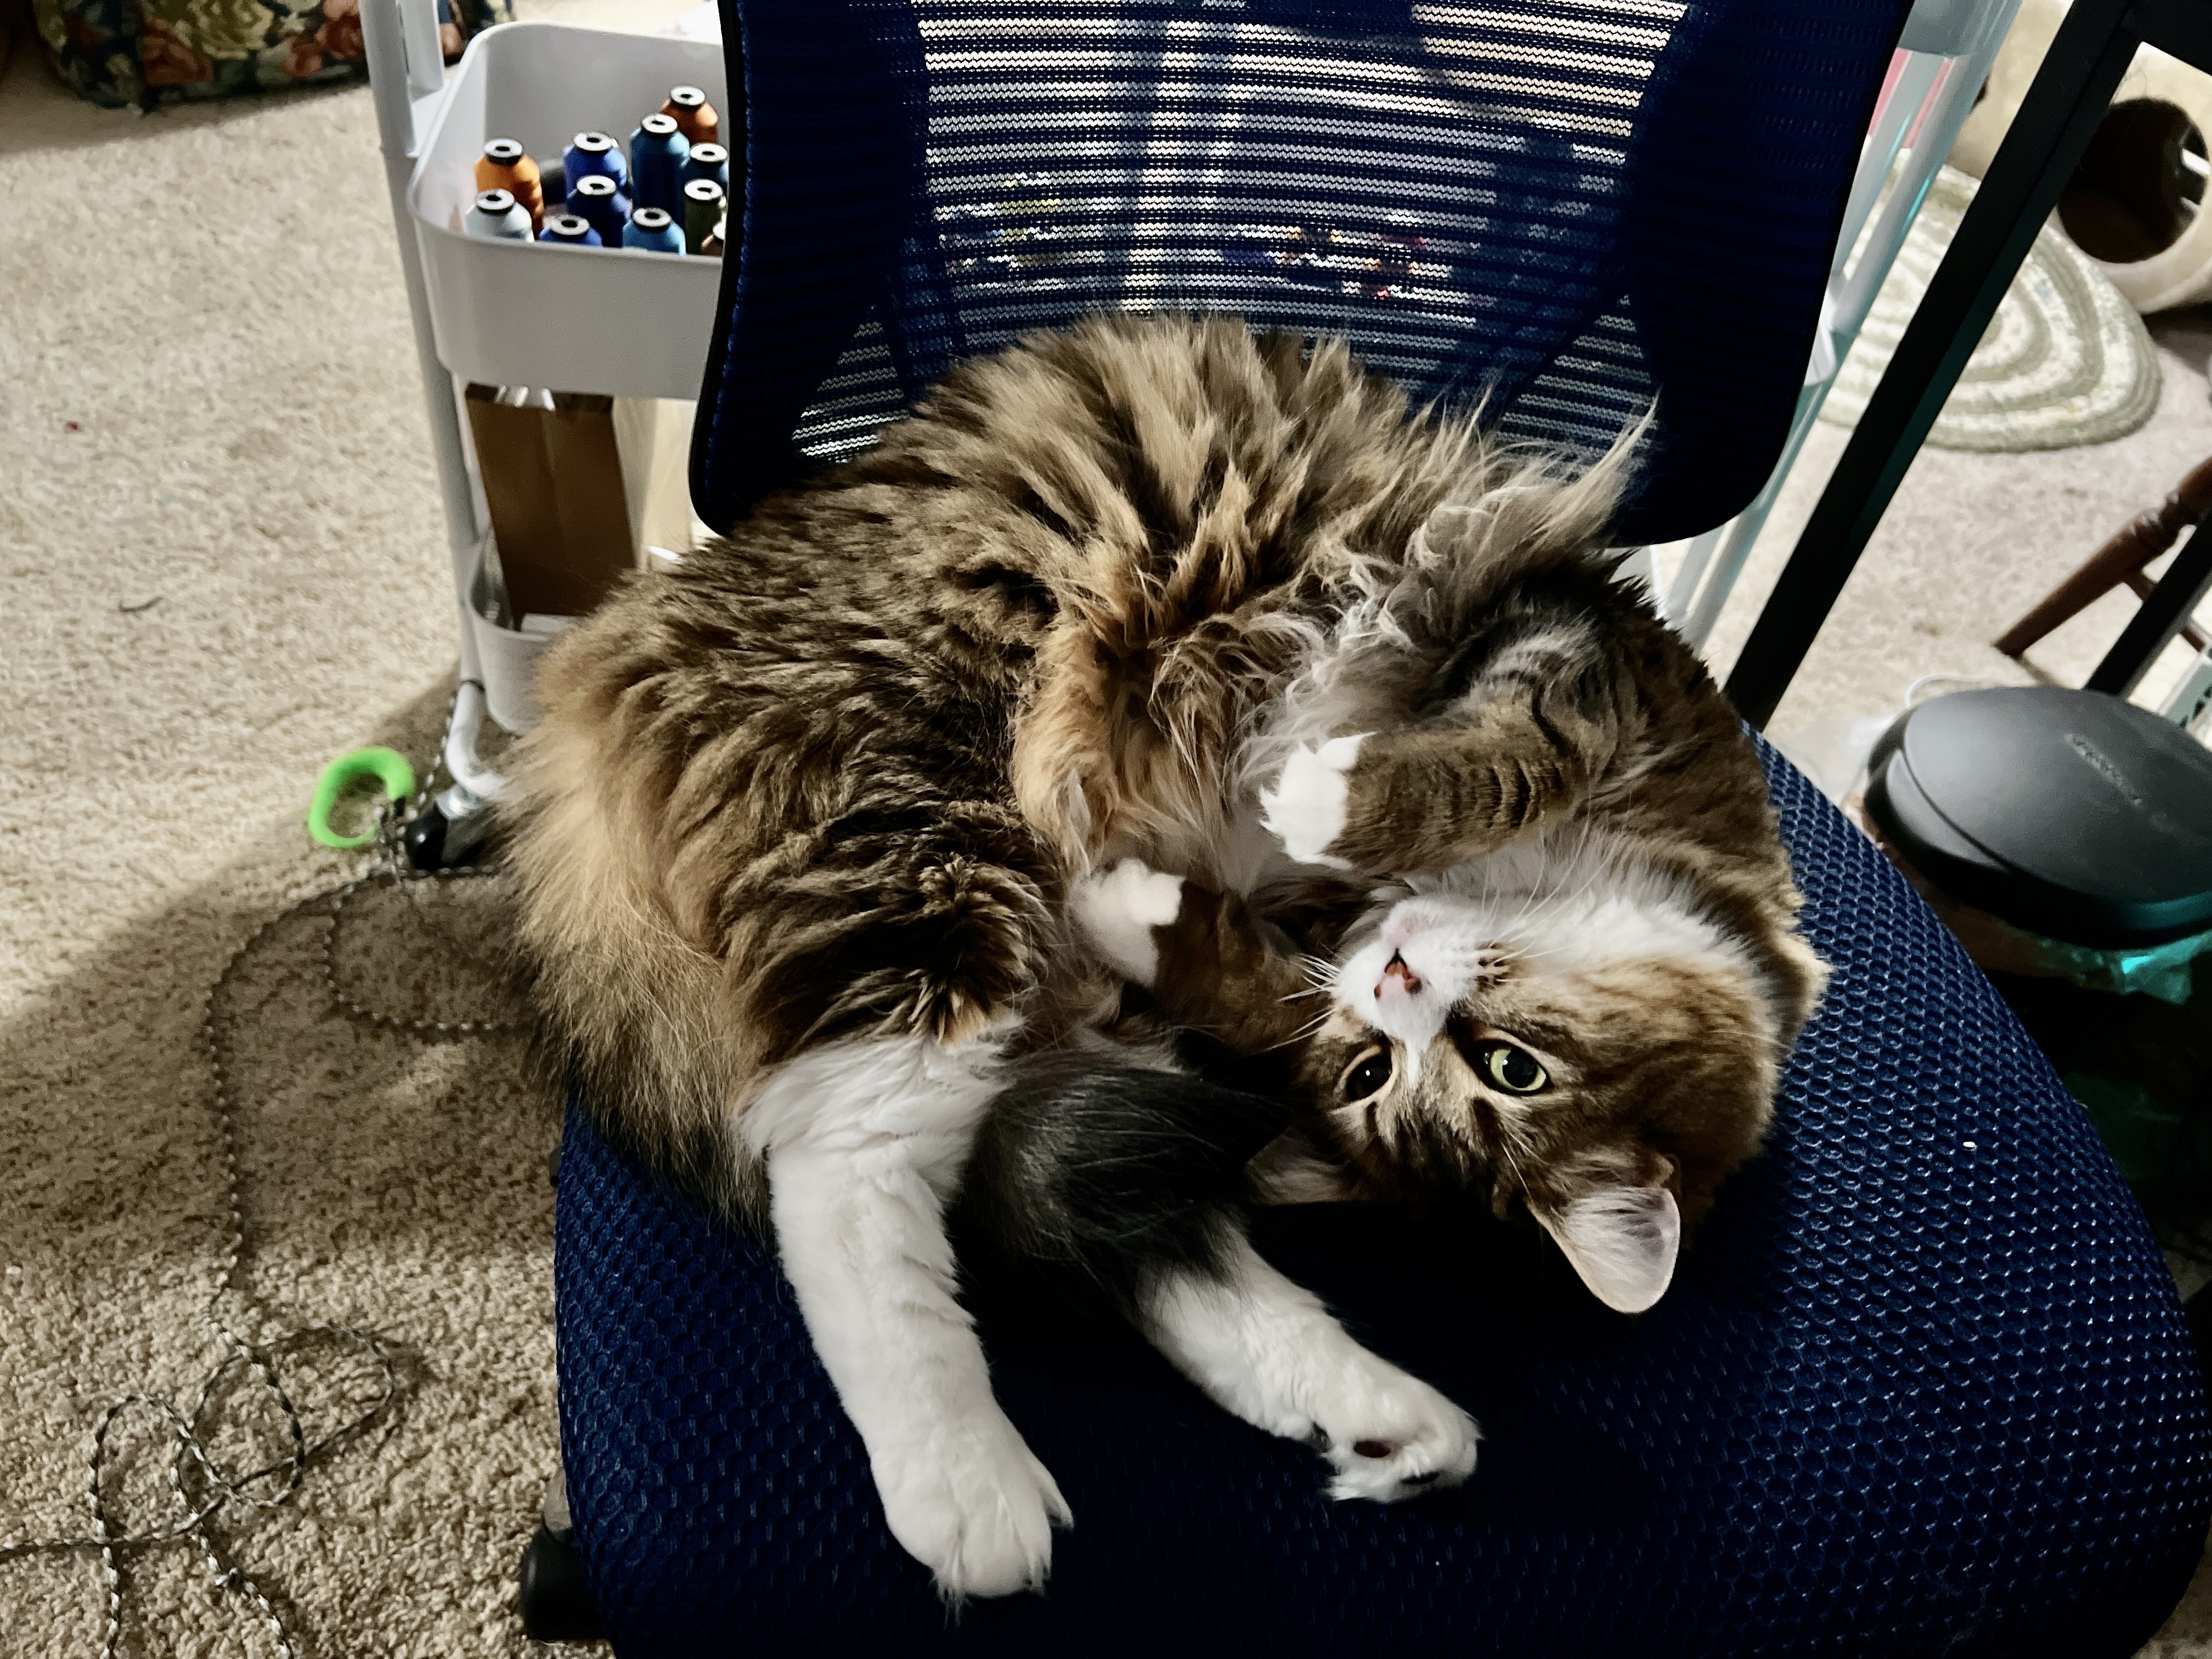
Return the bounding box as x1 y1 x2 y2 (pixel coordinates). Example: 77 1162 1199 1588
520 1523 606 1644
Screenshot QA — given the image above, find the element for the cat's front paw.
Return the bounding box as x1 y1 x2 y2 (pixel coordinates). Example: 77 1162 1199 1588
874 1406 1073 1601
1310 1356 1480 1504
1070 857 1184 986
1259 736 1366 868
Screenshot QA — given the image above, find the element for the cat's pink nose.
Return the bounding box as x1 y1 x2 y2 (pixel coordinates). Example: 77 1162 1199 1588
1376 951 1421 998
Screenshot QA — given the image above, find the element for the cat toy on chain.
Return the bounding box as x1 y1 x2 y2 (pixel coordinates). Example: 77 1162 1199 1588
0 709 514 1658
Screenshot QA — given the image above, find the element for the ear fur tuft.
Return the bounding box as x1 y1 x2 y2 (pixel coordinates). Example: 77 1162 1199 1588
1536 1184 1680 1314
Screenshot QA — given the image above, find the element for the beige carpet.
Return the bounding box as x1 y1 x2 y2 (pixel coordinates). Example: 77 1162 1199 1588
0 7 684 1655
3 10 2210 1654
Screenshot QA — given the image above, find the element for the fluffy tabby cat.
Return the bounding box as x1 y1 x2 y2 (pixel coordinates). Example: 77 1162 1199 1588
507 314 1825 1601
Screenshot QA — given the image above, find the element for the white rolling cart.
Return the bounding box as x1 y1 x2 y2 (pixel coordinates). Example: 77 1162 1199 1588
360 0 727 864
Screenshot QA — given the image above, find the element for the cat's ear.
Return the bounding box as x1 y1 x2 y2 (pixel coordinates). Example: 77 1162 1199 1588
1247 1126 1363 1205
1535 1185 1680 1314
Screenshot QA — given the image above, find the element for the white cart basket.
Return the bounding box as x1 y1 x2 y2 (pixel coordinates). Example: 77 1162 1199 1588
363 0 726 860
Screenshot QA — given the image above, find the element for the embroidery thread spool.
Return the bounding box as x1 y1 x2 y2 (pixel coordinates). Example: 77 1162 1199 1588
700 218 727 258
464 188 532 241
622 205 686 255
563 131 627 193
567 173 630 246
475 138 544 230
680 142 729 194
661 84 719 146
682 179 726 257
628 113 690 213
538 213 602 247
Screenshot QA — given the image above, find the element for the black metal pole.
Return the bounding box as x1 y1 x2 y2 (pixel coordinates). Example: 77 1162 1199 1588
1723 0 2144 729
2086 524 2212 699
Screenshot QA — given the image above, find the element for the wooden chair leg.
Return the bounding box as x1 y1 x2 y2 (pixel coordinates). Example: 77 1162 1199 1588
1994 452 2212 659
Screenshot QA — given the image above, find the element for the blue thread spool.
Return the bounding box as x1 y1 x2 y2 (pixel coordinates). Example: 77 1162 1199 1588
681 179 726 256
628 112 690 213
538 213 603 247
567 173 630 246
563 131 626 192
680 142 729 194
622 205 685 255
464 188 532 240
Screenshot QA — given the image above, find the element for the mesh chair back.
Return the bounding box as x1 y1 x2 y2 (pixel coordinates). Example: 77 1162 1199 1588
694 0 1912 542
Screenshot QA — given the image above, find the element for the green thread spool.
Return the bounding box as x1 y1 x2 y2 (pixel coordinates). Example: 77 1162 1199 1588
683 179 726 256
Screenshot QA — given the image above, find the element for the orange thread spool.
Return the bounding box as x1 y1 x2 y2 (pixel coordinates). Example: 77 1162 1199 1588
476 139 545 232
661 85 719 148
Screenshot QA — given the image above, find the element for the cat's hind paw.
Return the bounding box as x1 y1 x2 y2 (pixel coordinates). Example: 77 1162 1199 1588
1259 736 1366 868
1313 1361 1480 1504
1070 857 1184 987
876 1407 1074 1602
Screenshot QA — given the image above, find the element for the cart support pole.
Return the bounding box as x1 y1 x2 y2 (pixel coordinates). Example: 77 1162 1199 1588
363 0 490 704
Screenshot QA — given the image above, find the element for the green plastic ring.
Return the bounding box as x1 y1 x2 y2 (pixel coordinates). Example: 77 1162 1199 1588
308 747 418 849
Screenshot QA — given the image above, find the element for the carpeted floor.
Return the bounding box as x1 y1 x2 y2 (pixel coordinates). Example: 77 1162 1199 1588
2 9 2210 1654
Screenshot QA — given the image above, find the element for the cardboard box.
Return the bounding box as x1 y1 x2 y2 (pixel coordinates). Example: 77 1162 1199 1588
461 387 698 622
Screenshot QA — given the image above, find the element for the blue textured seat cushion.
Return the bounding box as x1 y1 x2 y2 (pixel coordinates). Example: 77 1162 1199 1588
555 749 2212 1656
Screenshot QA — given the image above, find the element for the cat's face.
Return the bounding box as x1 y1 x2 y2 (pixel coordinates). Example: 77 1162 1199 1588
1271 859 1791 1312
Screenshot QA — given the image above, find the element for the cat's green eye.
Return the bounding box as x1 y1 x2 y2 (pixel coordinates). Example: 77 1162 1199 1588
1478 1042 1549 1094
1340 1047 1393 1102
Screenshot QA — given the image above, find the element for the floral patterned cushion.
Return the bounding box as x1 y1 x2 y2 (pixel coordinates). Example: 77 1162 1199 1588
31 0 512 109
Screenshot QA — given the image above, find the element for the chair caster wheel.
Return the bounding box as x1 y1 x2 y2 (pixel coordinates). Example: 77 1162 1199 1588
519 1523 604 1643
404 799 496 871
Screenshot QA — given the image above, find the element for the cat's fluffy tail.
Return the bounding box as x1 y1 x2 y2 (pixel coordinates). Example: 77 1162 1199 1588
952 1053 1290 1312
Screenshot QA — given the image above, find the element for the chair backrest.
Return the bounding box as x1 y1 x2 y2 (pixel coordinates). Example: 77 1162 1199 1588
692 0 1914 544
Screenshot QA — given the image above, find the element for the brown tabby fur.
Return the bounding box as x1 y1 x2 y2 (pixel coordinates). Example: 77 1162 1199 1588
1122 537 1833 1229
1133 871 1808 1232
507 312 1822 1236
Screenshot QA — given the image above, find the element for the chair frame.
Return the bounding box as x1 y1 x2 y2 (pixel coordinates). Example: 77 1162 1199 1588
1658 0 2019 651
1724 0 2212 728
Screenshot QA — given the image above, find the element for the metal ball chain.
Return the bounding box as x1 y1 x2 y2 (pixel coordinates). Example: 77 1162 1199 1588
0 690 516 1658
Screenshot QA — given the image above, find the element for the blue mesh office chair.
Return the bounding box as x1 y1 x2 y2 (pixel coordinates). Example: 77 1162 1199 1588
543 1 2212 1650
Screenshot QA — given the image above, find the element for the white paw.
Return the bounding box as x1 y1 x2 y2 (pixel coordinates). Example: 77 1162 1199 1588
1259 736 1365 868
1069 857 1183 986
1308 1353 1480 1504
873 1407 1073 1601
